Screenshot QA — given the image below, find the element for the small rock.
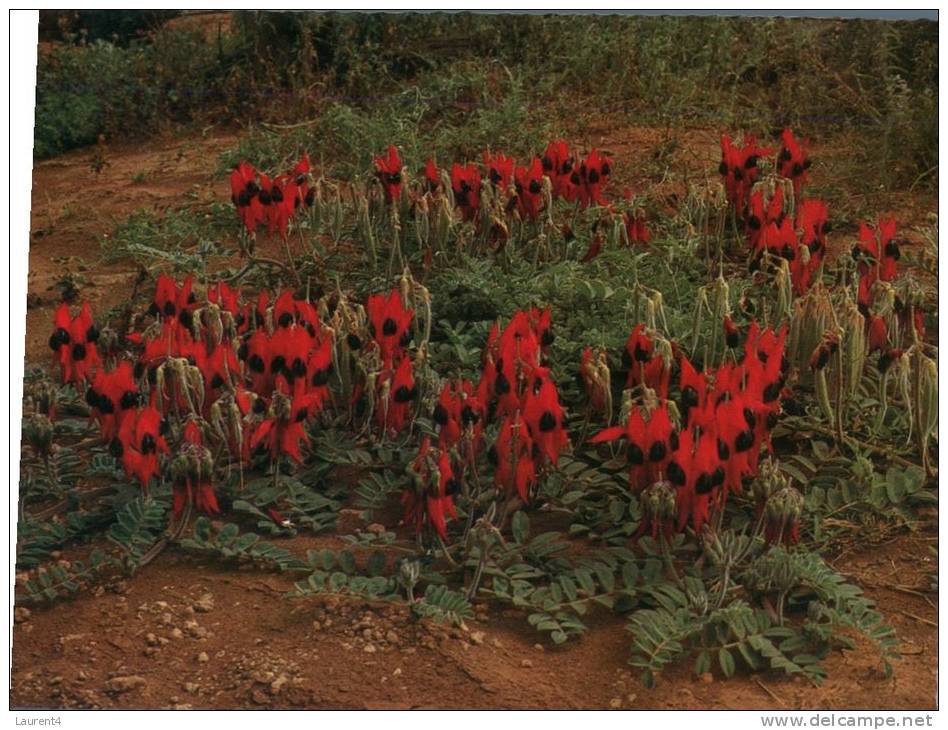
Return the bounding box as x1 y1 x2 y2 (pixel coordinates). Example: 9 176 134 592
609 698 622 709
184 682 199 694
270 675 288 694
491 638 503 649
196 652 209 664
470 631 485 645
193 593 214 613
520 659 533 668
393 668 402 677
145 633 160 647
312 621 322 632
107 675 146 694
251 688 269 705
363 644 377 654
366 523 386 535
171 628 184 640
160 612 174 626
14 607 31 623
385 630 399 645
173 704 193 711
699 672 713 684
533 643 545 652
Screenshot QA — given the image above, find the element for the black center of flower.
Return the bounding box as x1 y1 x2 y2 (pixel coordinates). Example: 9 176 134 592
140 433 156 454
72 343 87 361
445 478 460 496
291 358 307 378
253 398 266 414
382 318 398 336
763 381 782 403
248 354 265 373
433 403 449 426
237 190 251 207
86 325 99 343
717 439 730 461
735 430 754 452
542 156 553 171
743 408 757 429
85 387 100 408
779 148 791 162
179 310 194 329
258 190 271 205
633 343 650 362
387 172 401 185
792 162 804 177
539 411 557 432
587 169 600 184
237 342 249 361
529 180 541 195
109 438 124 458
278 312 294 328
490 170 501 185
627 443 644 466
744 155 758 170
163 301 176 317
295 408 308 422
210 374 225 390
347 334 362 351
271 355 286 374
649 441 667 463
695 472 714 495
681 386 699 408
541 329 554 347
667 461 686 486
718 161 728 176
312 368 331 387
304 188 316 207
494 372 511 396
884 240 901 260
120 391 139 410
394 385 416 403
270 186 284 203
461 405 478 425
726 330 739 349
49 328 70 350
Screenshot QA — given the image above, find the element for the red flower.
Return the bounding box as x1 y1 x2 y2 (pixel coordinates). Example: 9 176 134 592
49 302 100 385
541 140 577 200
173 421 219 517
591 406 649 490
250 384 310 463
494 411 536 501
230 161 265 234
376 356 416 434
514 157 544 220
483 151 514 190
451 163 482 221
574 149 612 209
719 134 772 211
868 315 888 353
367 288 414 361
423 159 441 192
116 406 169 490
373 145 403 203
776 129 811 199
86 360 140 442
402 437 458 541
522 372 569 465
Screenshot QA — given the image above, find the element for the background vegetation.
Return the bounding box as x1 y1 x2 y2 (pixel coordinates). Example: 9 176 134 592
35 11 936 189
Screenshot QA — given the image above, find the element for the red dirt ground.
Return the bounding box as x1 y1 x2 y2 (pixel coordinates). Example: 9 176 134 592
14 127 937 710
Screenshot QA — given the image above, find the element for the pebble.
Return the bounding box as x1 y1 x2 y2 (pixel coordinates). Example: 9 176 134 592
106 675 146 694
251 689 269 705
14 607 31 623
196 652 209 663
363 644 377 654
145 633 160 647
609 698 622 709
193 593 214 613
533 643 545 652
699 672 713 684
171 628 184 640
184 682 199 694
270 675 288 694
385 630 399 645
312 621 322 632
393 668 402 677
520 659 533 668
470 631 485 645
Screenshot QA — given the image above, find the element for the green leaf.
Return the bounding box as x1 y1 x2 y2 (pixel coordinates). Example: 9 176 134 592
719 648 736 678
511 511 530 544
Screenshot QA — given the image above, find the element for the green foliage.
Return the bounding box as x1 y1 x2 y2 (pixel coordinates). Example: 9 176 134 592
179 517 308 572
20 549 114 604
107 495 167 573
